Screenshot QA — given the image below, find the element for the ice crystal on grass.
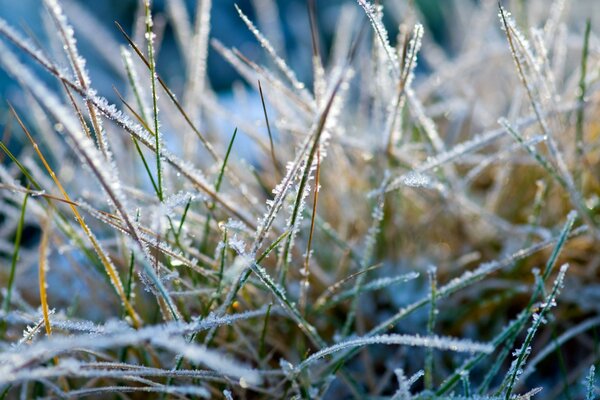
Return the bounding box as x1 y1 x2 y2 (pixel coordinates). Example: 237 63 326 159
585 364 596 400
235 4 310 101
357 0 399 75
295 334 493 373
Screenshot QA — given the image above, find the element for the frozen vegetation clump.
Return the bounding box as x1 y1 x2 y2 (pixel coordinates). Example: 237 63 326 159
0 0 600 398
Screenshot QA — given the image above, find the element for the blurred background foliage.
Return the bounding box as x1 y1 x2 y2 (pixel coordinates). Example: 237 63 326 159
0 0 452 97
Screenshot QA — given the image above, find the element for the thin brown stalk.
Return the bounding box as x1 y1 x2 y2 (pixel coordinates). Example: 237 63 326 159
39 211 52 337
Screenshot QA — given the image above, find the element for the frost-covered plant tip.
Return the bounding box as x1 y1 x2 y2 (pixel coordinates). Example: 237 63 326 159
0 0 600 398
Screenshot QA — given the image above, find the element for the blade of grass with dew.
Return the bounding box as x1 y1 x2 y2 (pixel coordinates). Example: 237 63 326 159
499 117 567 188
200 128 237 253
293 334 493 374
125 209 141 305
248 259 326 349
0 190 29 337
165 0 192 64
120 47 150 122
278 72 349 286
575 18 591 190
356 0 399 75
115 21 221 162
503 264 570 399
307 0 324 106
300 146 320 315
44 0 108 158
216 229 227 299
521 316 600 384
425 266 438 390
585 365 596 400
143 0 163 202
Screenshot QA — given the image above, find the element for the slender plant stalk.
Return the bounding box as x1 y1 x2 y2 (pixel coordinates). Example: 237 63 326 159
0 190 29 336
575 18 591 190
38 211 52 337
144 0 163 202
258 80 279 173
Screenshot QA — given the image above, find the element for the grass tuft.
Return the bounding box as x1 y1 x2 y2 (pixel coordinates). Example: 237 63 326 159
0 0 598 398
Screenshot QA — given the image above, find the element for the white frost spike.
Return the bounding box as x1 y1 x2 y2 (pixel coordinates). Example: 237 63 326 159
158 191 196 221
392 369 411 400
144 0 154 28
328 273 420 306
402 24 423 90
357 0 399 75
585 364 596 400
228 235 248 256
398 171 434 188
17 310 55 347
235 4 312 103
251 0 286 54
392 368 423 400
224 218 251 233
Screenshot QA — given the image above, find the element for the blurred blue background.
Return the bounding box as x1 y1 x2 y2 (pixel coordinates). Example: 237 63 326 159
0 0 447 100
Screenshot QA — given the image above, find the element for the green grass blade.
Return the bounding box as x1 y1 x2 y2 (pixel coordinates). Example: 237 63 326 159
0 190 29 336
